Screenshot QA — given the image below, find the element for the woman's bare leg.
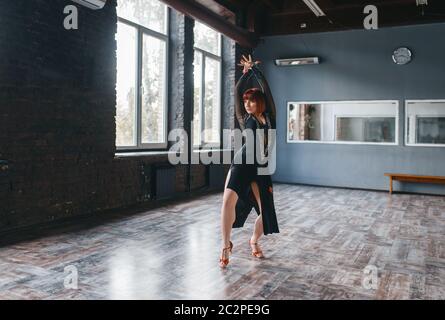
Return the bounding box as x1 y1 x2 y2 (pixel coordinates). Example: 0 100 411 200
250 181 264 255
221 168 238 260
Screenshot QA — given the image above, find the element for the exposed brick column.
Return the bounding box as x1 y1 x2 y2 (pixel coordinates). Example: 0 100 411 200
221 36 236 148
183 16 195 192
168 10 190 193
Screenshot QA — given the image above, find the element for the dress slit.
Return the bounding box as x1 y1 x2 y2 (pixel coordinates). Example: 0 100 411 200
249 180 263 217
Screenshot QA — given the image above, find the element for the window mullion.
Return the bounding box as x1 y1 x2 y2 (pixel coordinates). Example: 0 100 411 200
219 42 223 149
136 26 143 148
200 53 206 147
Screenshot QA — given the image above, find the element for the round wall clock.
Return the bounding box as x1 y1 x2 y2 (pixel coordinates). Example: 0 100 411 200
392 47 412 65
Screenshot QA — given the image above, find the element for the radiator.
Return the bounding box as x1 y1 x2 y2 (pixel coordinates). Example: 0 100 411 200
208 164 225 190
154 164 176 200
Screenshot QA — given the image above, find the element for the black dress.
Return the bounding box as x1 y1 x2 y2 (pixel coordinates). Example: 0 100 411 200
226 66 280 235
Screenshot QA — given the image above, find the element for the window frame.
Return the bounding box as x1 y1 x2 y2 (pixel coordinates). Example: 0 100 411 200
286 100 400 146
193 25 222 150
116 4 169 151
405 99 445 148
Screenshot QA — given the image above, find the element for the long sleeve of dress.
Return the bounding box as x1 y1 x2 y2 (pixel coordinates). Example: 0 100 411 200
234 71 250 131
250 65 277 126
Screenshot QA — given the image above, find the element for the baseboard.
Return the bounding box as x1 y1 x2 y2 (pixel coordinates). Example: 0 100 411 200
272 180 445 197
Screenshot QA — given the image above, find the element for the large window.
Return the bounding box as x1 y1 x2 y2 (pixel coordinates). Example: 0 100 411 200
116 0 168 150
406 100 445 147
193 21 222 148
287 101 399 145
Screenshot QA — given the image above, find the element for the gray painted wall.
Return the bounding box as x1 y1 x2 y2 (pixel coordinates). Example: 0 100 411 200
255 22 445 195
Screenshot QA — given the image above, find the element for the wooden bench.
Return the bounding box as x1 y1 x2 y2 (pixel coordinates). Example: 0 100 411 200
384 173 445 194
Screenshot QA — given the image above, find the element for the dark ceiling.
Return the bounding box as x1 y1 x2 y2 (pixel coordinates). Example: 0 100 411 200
162 0 445 47
216 0 445 35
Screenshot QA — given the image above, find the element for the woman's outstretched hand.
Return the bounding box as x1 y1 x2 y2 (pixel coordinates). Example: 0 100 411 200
238 54 261 74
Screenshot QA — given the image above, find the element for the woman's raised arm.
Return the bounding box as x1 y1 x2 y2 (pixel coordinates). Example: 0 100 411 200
234 70 250 131
251 65 277 122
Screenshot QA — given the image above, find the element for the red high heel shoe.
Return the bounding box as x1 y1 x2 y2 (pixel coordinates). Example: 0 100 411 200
219 241 233 268
249 240 265 258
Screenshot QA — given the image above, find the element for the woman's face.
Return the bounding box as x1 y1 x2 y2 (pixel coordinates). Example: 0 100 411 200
244 99 257 114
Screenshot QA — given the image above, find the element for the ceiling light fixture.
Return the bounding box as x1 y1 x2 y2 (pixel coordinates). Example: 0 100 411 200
275 57 320 66
71 0 107 10
302 0 326 17
416 0 428 6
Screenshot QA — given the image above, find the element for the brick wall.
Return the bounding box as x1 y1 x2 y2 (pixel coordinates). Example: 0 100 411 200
0 0 239 233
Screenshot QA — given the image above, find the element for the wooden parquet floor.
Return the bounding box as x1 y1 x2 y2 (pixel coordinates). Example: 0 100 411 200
1 184 444 300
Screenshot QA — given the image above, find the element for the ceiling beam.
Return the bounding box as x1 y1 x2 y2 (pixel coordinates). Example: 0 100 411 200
160 0 259 48
194 0 236 24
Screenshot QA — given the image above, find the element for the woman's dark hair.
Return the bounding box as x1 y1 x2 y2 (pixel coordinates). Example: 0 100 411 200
243 88 266 114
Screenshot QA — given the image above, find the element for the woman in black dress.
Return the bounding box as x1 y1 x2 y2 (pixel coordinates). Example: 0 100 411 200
219 55 279 268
